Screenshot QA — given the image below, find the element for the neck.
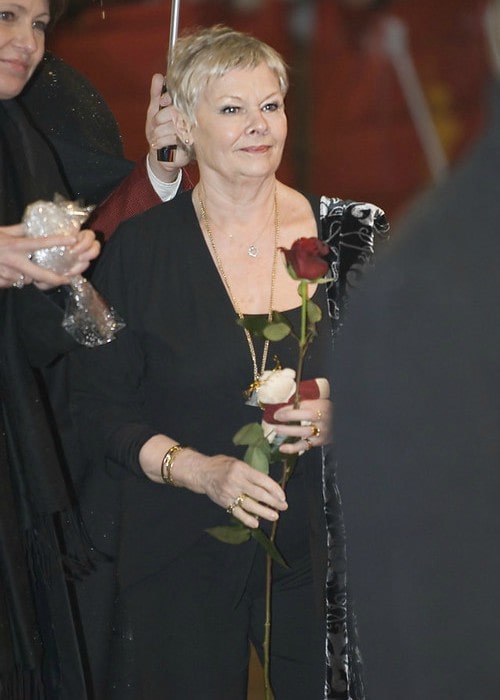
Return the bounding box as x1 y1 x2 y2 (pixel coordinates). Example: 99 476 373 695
194 179 279 254
196 183 280 318
195 176 278 220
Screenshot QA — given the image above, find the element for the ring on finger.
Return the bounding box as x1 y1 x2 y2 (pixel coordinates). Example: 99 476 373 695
12 274 25 289
304 437 313 451
226 493 246 515
310 424 321 438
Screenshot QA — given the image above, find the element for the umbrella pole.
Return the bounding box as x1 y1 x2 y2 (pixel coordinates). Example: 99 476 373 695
157 0 181 162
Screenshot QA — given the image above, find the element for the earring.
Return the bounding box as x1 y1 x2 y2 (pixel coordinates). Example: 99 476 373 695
184 139 190 145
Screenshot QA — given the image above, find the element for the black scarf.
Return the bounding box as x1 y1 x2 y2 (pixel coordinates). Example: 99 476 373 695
0 54 129 699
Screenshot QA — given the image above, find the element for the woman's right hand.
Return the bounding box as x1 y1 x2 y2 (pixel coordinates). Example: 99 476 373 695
187 452 288 529
0 224 98 289
139 436 288 529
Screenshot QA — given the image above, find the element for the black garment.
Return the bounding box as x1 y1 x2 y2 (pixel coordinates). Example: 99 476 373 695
334 80 500 699
120 536 326 700
0 53 131 698
18 52 132 206
70 191 331 698
70 191 389 699
0 283 88 700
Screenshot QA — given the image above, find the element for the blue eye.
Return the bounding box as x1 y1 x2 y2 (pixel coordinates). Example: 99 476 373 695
263 102 280 113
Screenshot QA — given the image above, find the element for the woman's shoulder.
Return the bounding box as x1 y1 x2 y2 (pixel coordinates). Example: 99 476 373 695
318 195 389 238
90 191 196 295
110 190 194 244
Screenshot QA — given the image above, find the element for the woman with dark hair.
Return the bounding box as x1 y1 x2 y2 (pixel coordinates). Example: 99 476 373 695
0 0 186 695
0 0 105 697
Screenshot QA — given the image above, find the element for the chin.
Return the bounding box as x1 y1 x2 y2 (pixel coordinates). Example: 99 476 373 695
0 78 28 100
238 161 281 180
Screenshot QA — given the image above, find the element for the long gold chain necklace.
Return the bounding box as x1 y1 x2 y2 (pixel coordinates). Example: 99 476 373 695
198 187 280 402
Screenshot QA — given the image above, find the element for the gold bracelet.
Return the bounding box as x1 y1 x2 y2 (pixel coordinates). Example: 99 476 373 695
160 444 187 486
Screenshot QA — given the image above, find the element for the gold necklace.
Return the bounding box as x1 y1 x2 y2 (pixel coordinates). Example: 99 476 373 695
198 188 280 401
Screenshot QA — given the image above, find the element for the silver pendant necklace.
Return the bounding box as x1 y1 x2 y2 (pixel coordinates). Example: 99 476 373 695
246 205 275 257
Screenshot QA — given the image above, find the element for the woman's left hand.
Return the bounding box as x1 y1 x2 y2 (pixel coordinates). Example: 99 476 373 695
272 398 333 454
145 73 190 182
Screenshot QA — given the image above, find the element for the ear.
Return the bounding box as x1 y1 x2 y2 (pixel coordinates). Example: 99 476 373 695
173 109 194 146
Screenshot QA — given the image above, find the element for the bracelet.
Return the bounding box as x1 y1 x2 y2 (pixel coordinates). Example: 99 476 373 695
160 444 187 487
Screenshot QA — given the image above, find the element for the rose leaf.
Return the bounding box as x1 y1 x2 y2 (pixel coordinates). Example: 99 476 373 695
206 524 252 544
237 315 269 335
244 445 270 473
306 299 322 323
233 422 265 446
251 528 289 567
263 322 292 341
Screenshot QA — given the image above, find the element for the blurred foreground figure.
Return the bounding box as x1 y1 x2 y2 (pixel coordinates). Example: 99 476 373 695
334 1 500 697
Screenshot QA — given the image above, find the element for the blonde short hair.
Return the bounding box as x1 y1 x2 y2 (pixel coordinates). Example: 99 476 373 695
167 25 289 126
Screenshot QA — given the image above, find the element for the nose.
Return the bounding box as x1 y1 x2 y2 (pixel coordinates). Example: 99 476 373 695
13 21 39 53
245 108 269 135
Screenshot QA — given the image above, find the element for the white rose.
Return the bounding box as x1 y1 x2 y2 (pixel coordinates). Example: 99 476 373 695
262 420 289 446
261 419 278 445
256 368 296 405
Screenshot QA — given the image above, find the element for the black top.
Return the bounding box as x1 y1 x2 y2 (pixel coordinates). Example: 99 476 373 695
71 190 332 589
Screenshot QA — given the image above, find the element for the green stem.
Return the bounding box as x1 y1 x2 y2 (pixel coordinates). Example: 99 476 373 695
263 526 276 700
262 457 296 699
264 280 310 694
293 280 309 408
299 279 308 348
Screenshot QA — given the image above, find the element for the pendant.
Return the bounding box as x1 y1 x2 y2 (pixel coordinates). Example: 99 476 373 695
243 378 261 406
244 389 260 406
248 245 258 258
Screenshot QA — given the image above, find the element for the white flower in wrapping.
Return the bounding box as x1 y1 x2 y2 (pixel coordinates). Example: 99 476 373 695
256 368 297 405
261 376 331 447
262 419 279 445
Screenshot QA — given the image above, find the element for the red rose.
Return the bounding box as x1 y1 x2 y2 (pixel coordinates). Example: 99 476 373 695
280 237 330 281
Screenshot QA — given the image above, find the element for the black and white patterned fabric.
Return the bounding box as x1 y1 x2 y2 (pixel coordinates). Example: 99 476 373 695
319 197 389 700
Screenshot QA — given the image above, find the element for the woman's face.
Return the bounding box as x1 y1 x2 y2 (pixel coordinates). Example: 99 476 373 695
188 62 287 184
0 0 49 100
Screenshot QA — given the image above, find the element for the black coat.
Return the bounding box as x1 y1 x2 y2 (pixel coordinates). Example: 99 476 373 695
0 52 132 699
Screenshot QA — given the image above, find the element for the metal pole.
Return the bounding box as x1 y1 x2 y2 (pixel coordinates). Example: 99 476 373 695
382 16 448 183
157 0 181 162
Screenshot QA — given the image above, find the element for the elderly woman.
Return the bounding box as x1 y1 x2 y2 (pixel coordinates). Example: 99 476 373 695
70 26 388 700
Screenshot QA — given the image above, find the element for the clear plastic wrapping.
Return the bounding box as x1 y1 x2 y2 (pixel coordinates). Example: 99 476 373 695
23 197 125 346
